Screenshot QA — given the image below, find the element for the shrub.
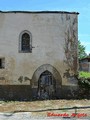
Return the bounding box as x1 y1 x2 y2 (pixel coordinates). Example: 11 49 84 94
77 72 90 99
79 71 90 78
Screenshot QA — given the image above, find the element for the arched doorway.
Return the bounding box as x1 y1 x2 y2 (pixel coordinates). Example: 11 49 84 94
37 70 56 100
32 64 62 100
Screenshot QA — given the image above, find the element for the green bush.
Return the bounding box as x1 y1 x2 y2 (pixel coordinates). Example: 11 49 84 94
79 71 90 78
77 72 90 99
78 78 90 89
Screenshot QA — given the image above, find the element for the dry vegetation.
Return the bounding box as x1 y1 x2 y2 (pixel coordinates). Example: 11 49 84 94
0 99 89 112
0 99 89 119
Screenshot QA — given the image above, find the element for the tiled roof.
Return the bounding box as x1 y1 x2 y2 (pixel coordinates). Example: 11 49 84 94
80 57 90 62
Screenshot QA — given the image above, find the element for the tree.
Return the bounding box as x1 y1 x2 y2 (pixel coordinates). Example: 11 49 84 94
78 40 87 59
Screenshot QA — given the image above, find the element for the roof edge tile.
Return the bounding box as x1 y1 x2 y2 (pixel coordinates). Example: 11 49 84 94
0 11 79 14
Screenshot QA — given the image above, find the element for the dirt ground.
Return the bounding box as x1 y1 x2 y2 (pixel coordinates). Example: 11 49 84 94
0 99 90 118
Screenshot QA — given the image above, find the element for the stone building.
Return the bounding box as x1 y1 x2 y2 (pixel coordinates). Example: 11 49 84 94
79 57 90 72
0 11 79 100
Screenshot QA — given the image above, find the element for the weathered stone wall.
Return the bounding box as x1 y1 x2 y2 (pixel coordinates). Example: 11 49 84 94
0 11 79 99
0 85 32 100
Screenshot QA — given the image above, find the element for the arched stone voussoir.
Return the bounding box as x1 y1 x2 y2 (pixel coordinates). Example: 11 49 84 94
32 64 62 87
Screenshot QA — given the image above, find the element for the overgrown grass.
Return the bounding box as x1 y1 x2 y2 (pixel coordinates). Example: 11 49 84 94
79 71 90 78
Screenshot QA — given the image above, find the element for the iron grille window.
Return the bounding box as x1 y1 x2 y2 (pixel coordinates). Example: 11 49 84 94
19 31 32 53
22 33 30 51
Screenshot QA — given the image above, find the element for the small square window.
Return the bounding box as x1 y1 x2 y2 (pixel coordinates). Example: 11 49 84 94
0 58 5 69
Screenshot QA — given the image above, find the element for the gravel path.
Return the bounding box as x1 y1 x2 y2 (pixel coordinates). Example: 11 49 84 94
0 99 89 119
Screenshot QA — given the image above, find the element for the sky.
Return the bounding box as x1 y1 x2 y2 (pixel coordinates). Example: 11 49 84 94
0 0 90 54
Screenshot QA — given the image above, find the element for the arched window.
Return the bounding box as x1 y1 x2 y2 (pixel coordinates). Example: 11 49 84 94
19 30 32 53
